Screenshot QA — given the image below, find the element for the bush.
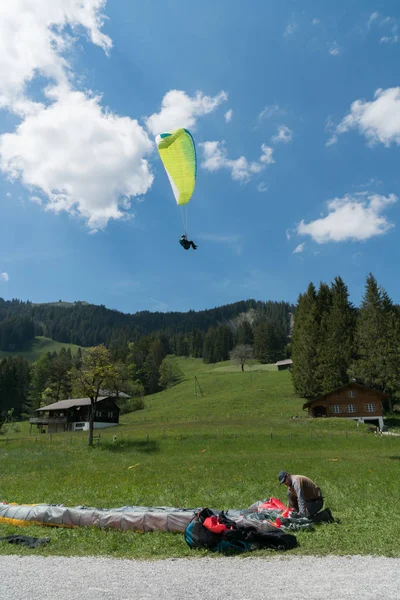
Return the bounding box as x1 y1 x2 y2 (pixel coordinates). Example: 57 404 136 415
121 397 145 415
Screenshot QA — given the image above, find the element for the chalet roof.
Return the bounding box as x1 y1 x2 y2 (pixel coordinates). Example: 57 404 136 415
302 381 388 409
37 397 118 412
98 389 130 398
275 359 293 366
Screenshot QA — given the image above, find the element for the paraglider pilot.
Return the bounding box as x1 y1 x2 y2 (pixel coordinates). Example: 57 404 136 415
179 234 197 250
278 471 324 517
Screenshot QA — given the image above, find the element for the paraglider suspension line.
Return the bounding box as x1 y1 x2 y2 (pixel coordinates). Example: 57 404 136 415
179 205 188 237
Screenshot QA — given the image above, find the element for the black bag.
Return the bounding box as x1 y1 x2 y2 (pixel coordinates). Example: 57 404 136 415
246 529 298 551
184 508 222 550
184 508 297 553
0 535 50 548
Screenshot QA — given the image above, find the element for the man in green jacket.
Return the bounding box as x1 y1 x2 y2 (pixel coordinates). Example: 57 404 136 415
278 471 323 517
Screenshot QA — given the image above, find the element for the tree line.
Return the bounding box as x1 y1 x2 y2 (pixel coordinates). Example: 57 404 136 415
291 273 400 411
0 298 293 351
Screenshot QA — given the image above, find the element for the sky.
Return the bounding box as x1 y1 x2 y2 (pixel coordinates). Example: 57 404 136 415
1 0 400 314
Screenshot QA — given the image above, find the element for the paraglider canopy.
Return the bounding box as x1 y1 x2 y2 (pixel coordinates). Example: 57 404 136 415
155 128 197 207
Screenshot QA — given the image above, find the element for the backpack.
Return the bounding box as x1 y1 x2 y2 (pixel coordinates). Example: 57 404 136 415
184 508 222 550
184 508 251 553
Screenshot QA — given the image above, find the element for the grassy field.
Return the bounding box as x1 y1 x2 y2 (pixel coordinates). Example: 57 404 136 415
1 357 399 559
0 336 82 362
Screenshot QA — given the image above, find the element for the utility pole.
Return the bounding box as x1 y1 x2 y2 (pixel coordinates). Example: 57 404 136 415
194 376 204 398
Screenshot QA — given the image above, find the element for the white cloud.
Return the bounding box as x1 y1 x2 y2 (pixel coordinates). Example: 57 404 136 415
0 272 9 282
224 109 233 123
145 89 228 135
293 243 305 254
296 193 397 243
0 87 154 231
271 125 292 143
0 0 112 115
367 11 400 43
30 196 43 205
0 1 158 231
328 41 340 56
257 182 269 193
312 18 320 25
258 104 286 120
367 12 379 28
331 87 400 146
380 34 399 44
260 144 275 164
200 141 274 182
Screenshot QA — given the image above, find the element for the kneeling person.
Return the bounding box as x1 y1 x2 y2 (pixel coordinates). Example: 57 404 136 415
278 471 323 517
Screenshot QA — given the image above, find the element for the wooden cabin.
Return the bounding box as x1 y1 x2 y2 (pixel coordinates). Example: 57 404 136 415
302 382 386 430
29 396 122 434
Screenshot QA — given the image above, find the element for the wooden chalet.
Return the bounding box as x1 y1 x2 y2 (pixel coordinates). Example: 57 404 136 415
30 396 123 434
302 382 386 430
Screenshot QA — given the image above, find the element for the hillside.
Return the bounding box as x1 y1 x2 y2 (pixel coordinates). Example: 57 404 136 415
0 336 83 362
0 297 294 350
119 356 364 435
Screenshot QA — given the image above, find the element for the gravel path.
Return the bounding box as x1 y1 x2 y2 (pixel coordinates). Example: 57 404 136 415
1 555 399 600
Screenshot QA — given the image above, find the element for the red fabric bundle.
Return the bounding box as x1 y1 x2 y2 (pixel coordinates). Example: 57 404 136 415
203 516 228 534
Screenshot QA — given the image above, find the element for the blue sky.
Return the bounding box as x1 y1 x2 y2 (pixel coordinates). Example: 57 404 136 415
1 1 400 313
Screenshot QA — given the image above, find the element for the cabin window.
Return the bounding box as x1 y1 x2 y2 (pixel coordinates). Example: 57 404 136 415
346 404 356 413
365 403 376 413
331 405 342 413
348 391 355 399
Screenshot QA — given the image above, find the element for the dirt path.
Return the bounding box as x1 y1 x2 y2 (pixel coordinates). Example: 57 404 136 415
1 555 400 600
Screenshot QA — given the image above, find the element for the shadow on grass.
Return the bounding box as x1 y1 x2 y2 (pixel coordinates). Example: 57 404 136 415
388 456 400 460
101 439 160 454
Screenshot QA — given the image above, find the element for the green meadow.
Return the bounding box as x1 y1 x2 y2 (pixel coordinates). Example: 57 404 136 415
1 357 399 559
0 336 83 362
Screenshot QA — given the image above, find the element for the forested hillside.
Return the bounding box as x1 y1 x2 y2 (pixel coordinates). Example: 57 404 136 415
0 298 294 425
0 298 294 351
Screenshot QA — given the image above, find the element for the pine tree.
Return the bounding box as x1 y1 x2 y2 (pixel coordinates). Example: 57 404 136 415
202 328 216 363
29 353 52 410
236 321 254 346
317 277 355 393
350 274 400 410
253 320 286 363
291 283 320 398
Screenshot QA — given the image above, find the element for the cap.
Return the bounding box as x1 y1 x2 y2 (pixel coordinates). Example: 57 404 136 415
278 470 289 484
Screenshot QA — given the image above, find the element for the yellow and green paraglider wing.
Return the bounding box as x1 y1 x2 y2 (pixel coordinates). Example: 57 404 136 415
156 128 197 206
